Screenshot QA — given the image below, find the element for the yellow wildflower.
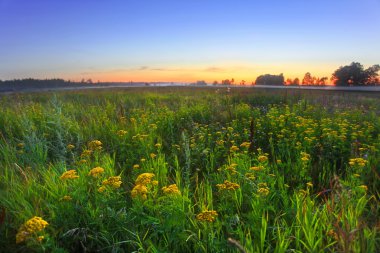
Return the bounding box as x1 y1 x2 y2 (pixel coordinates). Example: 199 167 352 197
131 184 148 199
155 143 162 148
162 184 181 195
133 164 140 169
196 210 218 222
250 166 264 171
37 236 44 242
306 182 313 188
88 167 104 178
240 142 251 148
135 173 155 185
358 185 368 191
216 180 240 191
16 216 49 244
117 130 127 137
60 170 79 180
258 187 270 196
78 159 87 164
152 180 158 186
98 186 106 193
88 140 102 150
102 176 122 188
80 149 92 158
230 145 239 152
60 195 72 201
349 158 367 167
150 153 157 159
258 155 268 162
67 144 75 150
245 172 255 180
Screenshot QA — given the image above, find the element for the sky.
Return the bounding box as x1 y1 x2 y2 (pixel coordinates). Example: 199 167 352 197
0 0 380 83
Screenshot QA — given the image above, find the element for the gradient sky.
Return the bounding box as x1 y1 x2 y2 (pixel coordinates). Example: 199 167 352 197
1 0 379 83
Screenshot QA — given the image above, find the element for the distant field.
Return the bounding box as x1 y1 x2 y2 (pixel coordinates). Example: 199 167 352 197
0 88 379 252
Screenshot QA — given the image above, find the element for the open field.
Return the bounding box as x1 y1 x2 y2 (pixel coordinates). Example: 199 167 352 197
0 87 379 252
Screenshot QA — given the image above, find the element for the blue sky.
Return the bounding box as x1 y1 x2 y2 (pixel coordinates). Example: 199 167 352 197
1 0 379 82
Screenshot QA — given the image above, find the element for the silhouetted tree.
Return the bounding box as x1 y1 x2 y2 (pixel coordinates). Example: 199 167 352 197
221 79 231 85
293 78 300 85
240 80 246 85
331 62 380 86
318 77 328 85
255 73 284 85
212 80 218 85
302 72 314 85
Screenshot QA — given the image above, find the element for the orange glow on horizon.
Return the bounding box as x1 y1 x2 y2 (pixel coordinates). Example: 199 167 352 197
65 63 336 85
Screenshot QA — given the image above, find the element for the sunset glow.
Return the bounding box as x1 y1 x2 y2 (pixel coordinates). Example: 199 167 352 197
1 0 379 83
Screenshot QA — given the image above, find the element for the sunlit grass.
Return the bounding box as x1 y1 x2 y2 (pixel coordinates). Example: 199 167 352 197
0 88 378 252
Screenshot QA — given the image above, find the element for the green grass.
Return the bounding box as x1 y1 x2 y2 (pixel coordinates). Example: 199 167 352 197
0 87 379 252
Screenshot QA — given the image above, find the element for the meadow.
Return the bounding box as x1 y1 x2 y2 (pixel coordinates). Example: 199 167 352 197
0 87 379 252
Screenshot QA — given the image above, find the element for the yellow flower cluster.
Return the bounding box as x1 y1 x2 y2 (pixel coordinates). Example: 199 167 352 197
60 170 79 180
60 195 72 201
80 149 92 158
67 144 75 150
245 172 255 180
131 173 156 200
240 142 251 148
225 163 237 175
349 158 367 167
216 180 240 191
131 184 148 199
230 145 240 152
135 173 155 185
16 216 49 244
162 184 181 195
250 166 264 171
300 152 310 162
88 140 102 150
117 130 127 137
258 155 268 163
196 210 218 222
102 176 122 188
257 183 270 197
88 167 104 178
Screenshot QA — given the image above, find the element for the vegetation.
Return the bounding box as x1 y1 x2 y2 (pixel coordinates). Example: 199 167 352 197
255 74 285 85
332 62 380 86
0 88 379 252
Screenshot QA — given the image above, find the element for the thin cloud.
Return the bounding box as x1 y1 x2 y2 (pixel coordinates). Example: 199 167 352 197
203 67 226 73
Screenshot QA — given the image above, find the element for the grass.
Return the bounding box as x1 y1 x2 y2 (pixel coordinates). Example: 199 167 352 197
0 87 379 252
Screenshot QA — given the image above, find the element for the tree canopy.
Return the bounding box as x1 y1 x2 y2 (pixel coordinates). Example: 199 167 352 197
331 62 380 86
255 74 284 85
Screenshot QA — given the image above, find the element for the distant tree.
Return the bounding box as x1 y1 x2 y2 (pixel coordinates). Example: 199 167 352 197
231 78 235 85
212 80 218 85
255 73 285 85
302 72 314 85
286 78 293 85
318 77 328 85
221 79 231 85
196 80 207 86
240 80 246 85
293 78 300 85
331 62 380 86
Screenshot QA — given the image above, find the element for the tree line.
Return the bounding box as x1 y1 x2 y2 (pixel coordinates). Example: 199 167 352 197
212 62 380 86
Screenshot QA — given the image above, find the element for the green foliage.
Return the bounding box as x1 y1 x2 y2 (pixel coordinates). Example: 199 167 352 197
0 88 379 252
